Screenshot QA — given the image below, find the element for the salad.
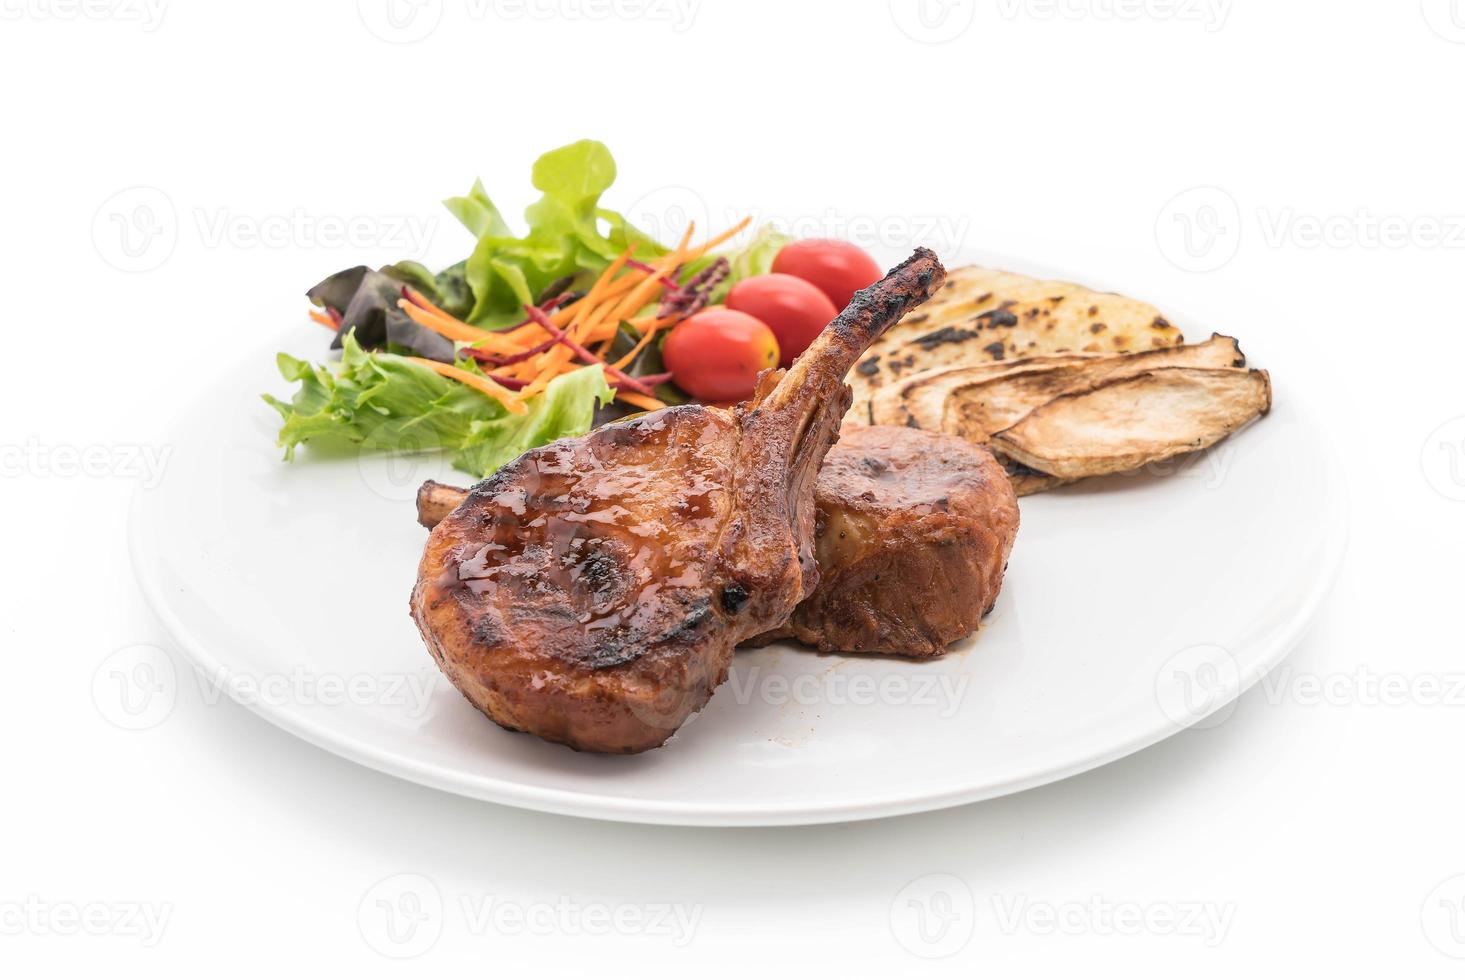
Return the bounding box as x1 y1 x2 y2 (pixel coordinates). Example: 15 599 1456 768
265 140 884 480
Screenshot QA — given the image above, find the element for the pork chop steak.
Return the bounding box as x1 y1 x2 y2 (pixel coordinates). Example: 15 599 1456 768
419 424 1019 661
747 425 1019 657
411 249 946 753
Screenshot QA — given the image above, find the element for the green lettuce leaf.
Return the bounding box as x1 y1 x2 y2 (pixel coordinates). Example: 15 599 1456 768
262 331 613 478
706 223 793 303
454 361 615 476
446 140 668 329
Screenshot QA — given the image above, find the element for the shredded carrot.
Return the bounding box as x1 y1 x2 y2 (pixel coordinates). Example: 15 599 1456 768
401 287 447 318
679 217 750 265
310 219 750 415
614 390 666 412
396 299 526 354
406 357 528 414
603 253 687 325
580 249 633 311
609 316 678 371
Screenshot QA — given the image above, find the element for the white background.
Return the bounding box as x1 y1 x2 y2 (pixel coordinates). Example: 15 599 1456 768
3 0 1463 974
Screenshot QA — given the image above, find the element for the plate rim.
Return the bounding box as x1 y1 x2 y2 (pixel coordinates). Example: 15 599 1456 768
129 249 1350 826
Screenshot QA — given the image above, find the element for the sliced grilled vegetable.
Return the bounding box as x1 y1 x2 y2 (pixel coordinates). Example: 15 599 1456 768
990 367 1272 480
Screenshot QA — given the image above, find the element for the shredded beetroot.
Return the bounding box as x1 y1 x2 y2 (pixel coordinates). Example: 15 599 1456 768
657 257 729 319
521 305 659 397
625 258 683 294
449 351 529 389
460 337 559 367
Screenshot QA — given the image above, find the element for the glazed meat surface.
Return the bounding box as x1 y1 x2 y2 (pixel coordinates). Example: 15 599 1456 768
748 425 1019 657
411 249 946 753
421 423 1019 662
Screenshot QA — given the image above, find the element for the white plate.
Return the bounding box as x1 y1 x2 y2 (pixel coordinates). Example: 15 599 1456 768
131 256 1346 826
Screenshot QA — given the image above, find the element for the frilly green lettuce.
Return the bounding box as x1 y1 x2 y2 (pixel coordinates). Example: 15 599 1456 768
263 332 613 478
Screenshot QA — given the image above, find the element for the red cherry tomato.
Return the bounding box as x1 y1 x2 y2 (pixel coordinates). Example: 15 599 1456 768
725 273 839 367
662 307 780 403
771 239 883 311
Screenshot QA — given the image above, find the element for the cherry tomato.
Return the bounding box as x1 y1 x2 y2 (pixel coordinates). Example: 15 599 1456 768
771 239 883 311
662 307 780 403
725 273 839 367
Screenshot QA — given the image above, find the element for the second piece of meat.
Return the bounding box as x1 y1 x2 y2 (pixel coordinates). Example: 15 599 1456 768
746 424 1018 657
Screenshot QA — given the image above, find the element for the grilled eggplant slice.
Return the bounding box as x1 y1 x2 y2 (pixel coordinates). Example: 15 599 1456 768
990 367 1272 480
847 265 1185 425
871 334 1244 438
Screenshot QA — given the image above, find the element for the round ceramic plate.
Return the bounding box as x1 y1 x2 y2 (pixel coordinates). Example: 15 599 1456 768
131 254 1346 826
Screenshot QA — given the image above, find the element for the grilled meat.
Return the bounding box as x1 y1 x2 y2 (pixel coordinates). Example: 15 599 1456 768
410 249 946 753
421 424 1018 661
747 425 1018 657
